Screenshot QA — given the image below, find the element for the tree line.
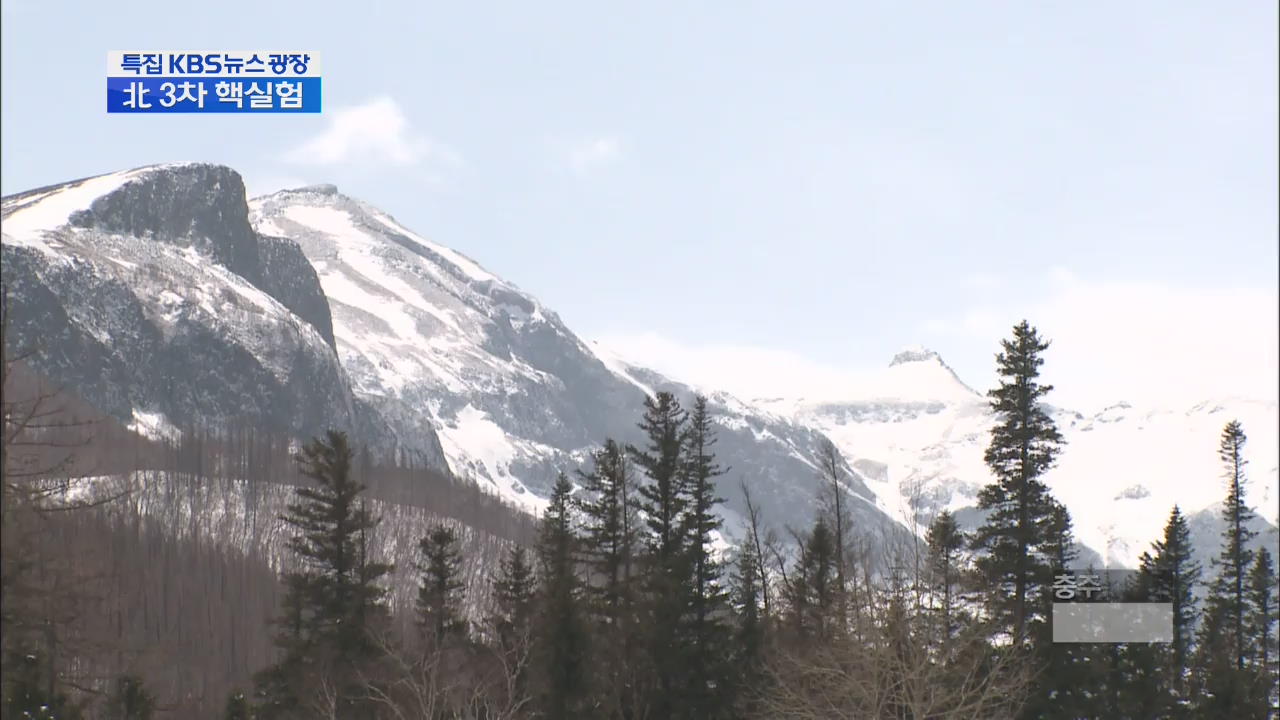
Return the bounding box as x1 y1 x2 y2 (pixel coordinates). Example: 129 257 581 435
4 317 1278 718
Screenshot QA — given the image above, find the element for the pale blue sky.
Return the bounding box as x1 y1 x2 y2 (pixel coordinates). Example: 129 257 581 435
3 1 1276 410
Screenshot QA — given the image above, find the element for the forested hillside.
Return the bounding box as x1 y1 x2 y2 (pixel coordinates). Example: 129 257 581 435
3 317 1276 718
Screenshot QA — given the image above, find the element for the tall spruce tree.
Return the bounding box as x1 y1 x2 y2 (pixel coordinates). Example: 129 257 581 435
1142 506 1201 696
1195 420 1264 717
971 320 1066 647
574 438 642 718
628 391 690 719
926 510 967 645
491 545 536 653
1121 506 1201 718
678 395 732 718
630 392 689 561
416 524 469 650
575 439 637 619
788 516 839 641
255 430 391 719
490 544 537 702
1209 420 1258 669
532 472 589 719
1029 501 1100 720
1246 547 1278 713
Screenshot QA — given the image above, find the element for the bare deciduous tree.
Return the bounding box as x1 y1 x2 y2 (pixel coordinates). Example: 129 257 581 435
358 625 534 720
758 512 1034 719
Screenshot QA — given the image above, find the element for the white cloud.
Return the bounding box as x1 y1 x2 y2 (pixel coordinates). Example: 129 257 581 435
567 135 623 174
594 332 873 401
925 272 1280 410
599 273 1279 413
282 97 457 168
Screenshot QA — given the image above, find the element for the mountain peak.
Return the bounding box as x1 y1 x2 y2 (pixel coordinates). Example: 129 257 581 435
880 345 981 402
271 183 340 197
889 345 942 367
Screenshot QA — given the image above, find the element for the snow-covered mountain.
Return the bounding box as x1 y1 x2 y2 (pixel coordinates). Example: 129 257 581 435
0 164 434 462
245 183 889 532
755 346 1280 568
8 163 1267 566
1 163 892 538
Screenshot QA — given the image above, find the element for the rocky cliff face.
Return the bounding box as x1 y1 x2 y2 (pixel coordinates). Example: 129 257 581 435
1 164 445 468
65 164 338 350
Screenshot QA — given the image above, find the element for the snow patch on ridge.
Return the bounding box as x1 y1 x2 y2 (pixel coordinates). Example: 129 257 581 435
588 340 655 398
436 406 548 514
364 207 496 283
2 164 210 253
128 409 181 442
3 171 146 256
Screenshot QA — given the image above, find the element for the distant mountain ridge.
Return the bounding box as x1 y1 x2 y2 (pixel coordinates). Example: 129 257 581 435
4 163 1273 566
752 346 1279 568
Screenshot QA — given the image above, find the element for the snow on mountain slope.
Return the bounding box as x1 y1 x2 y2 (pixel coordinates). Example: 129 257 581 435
3 163 894 540
249 185 600 512
248 185 893 534
758 347 1280 567
1 164 446 467
2 166 175 253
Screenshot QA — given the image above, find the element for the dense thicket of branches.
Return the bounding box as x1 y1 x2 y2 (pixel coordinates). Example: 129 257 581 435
3 312 1277 719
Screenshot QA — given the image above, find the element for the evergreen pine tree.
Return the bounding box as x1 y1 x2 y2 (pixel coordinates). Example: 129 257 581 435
575 438 638 620
491 545 536 652
788 516 838 641
1246 547 1278 714
1195 421 1264 717
1139 504 1201 708
1119 506 1201 719
926 510 966 645
630 392 689 561
286 431 392 652
971 320 1066 647
573 438 642 718
532 473 589 719
1119 595 1169 720
1028 501 1099 720
677 395 732 718
490 544 537 705
1210 420 1259 669
416 524 469 650
628 391 690 718
254 430 391 719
